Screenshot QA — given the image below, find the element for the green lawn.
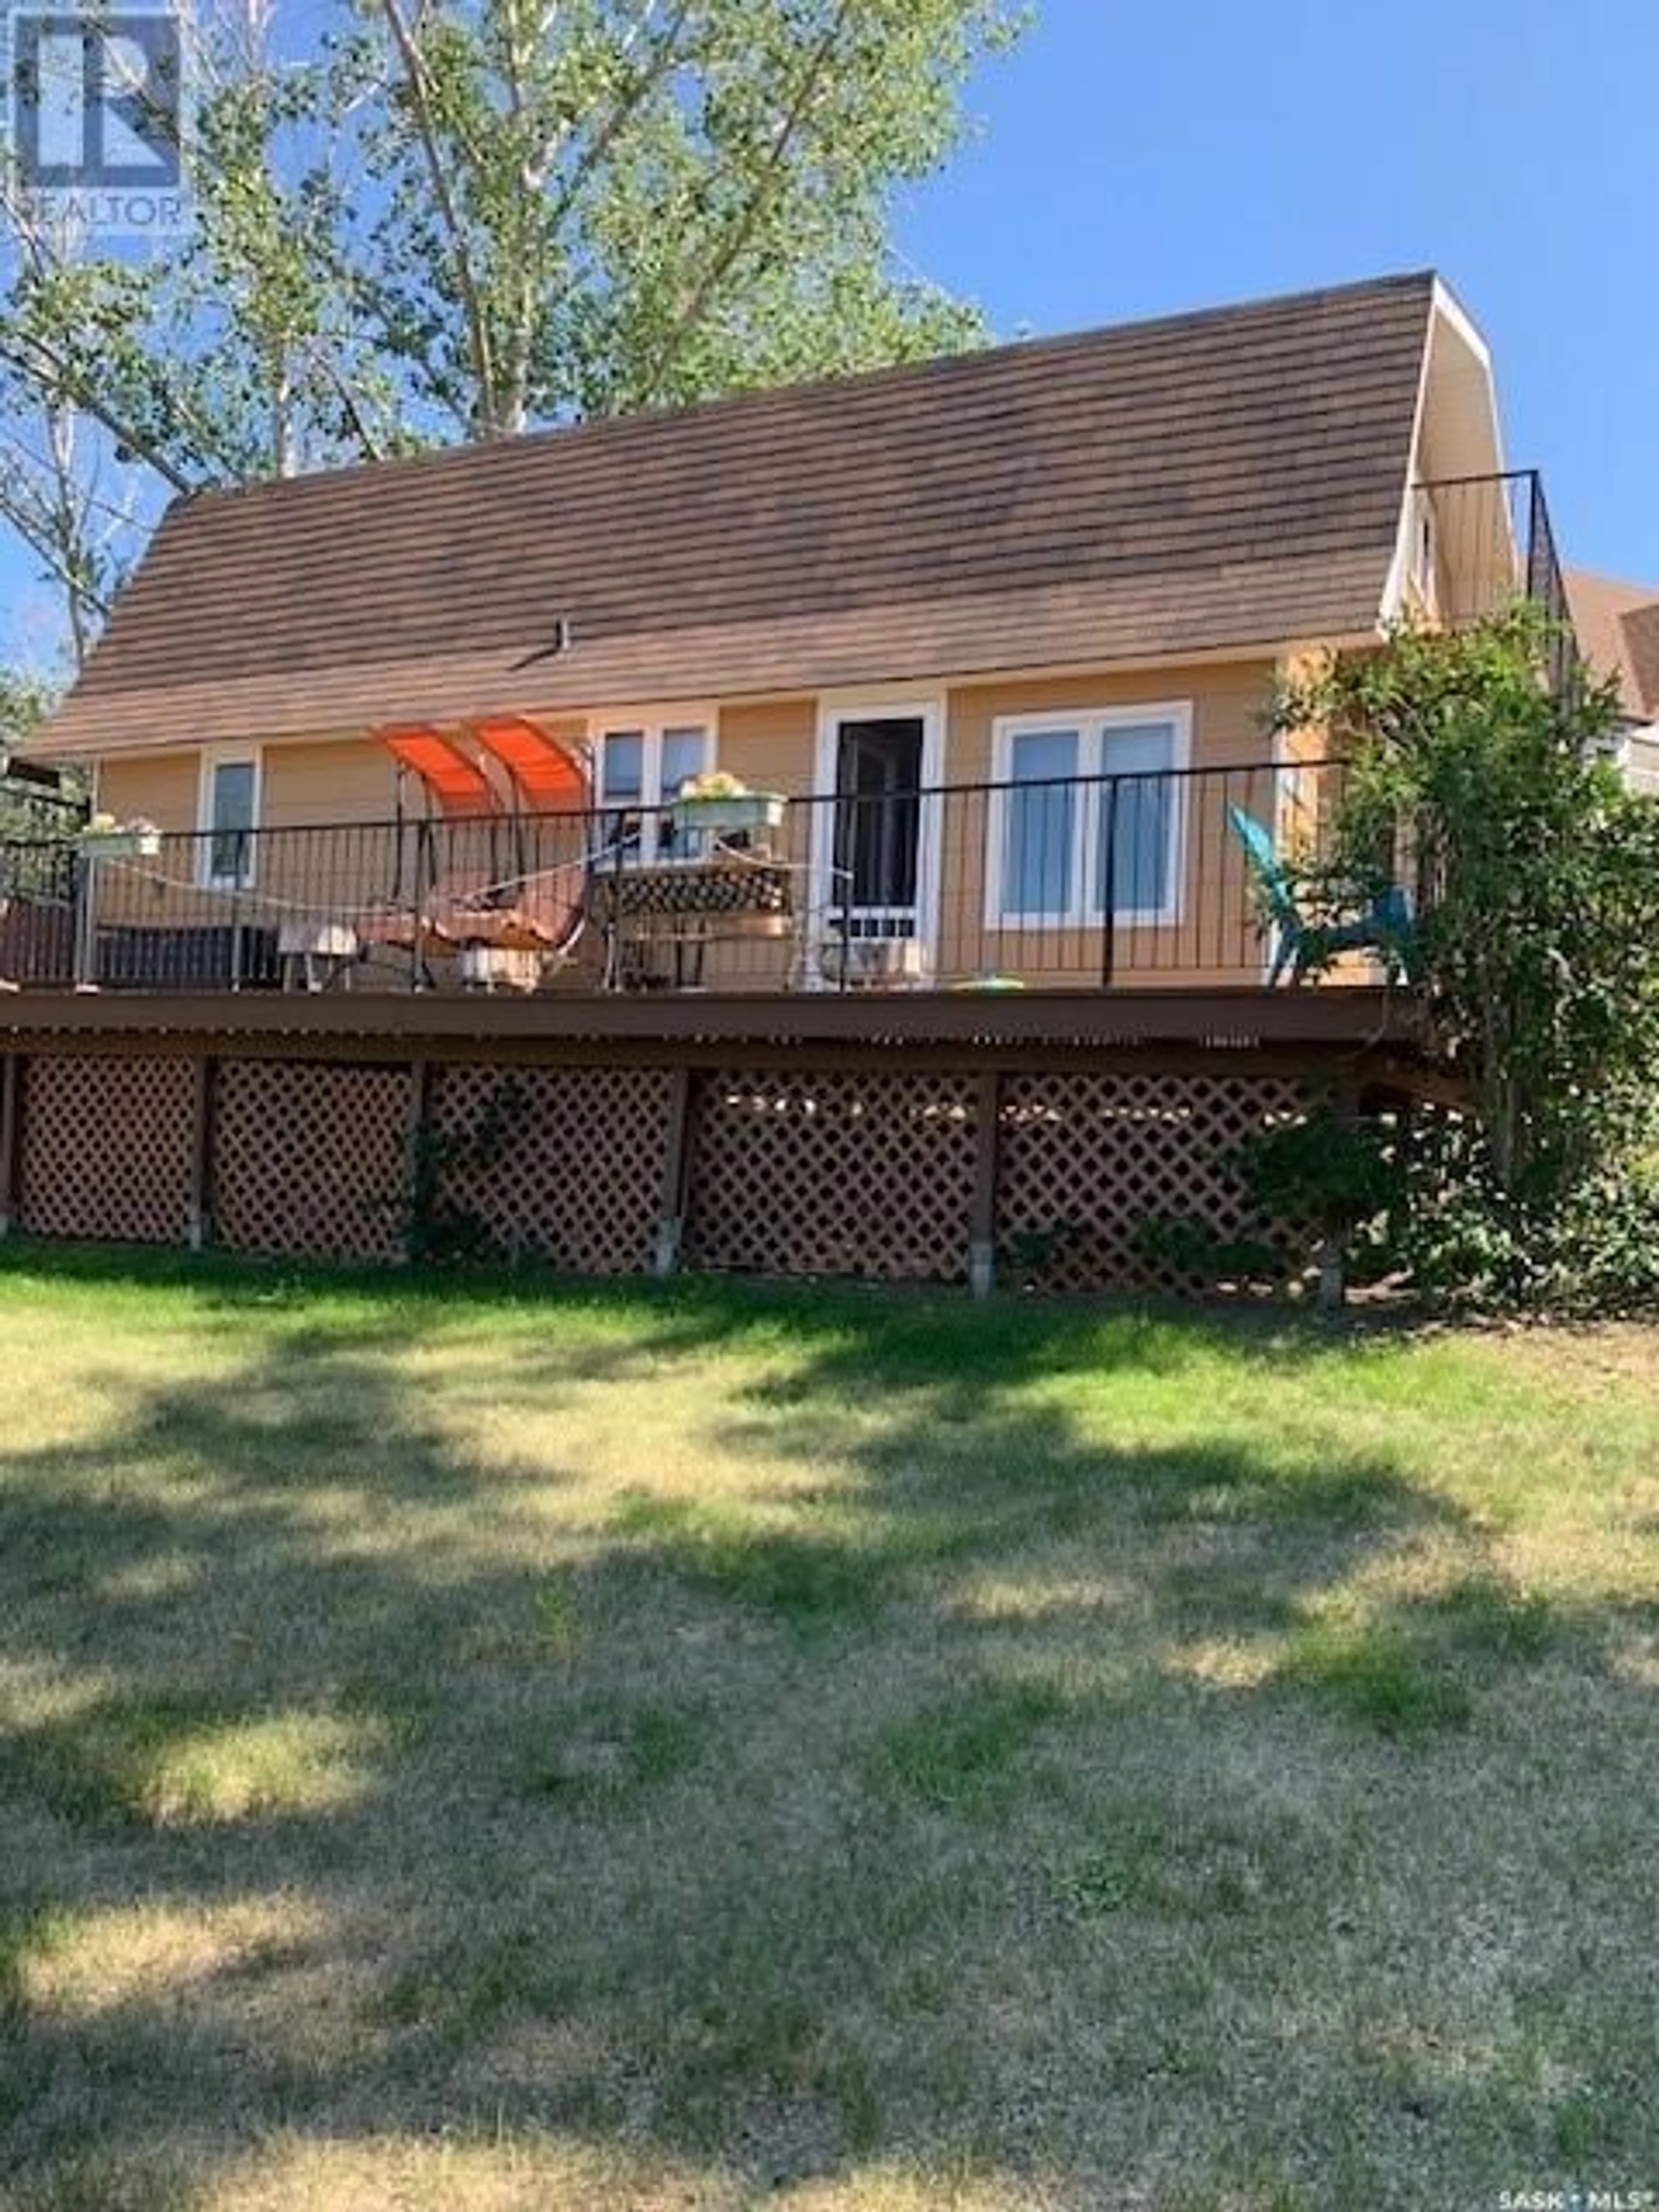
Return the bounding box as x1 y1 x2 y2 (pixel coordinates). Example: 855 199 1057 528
0 1249 1656 2211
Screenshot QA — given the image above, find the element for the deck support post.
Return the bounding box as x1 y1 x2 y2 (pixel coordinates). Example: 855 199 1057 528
968 1068 1002 1298
187 1055 217 1249
0 1053 22 1237
653 1066 694 1277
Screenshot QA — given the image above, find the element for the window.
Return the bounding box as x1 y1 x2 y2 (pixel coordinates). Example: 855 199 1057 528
597 720 712 861
990 706 1189 927
1003 727 1078 918
197 750 261 889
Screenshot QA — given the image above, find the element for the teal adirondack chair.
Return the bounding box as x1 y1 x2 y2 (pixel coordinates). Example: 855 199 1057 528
1227 807 1413 984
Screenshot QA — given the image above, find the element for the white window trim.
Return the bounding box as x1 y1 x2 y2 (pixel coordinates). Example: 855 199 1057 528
590 706 716 863
808 695 947 971
984 701 1192 931
195 746 263 890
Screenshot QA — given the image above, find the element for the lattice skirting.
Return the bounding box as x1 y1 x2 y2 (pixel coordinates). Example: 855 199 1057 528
685 1068 980 1282
16 1054 196 1243
997 1071 1309 1291
214 1059 409 1263
0 1050 1314 1290
431 1064 672 1274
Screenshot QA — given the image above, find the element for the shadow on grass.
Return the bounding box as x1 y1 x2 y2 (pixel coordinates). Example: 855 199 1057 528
0 1243 1651 2206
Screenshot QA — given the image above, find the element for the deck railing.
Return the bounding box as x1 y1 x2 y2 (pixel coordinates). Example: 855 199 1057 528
0 758 1389 998
1414 469 1575 693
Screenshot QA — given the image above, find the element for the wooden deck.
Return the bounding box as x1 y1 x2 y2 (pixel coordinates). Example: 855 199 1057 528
0 985 1457 1284
0 983 1419 1050
0 984 1458 1105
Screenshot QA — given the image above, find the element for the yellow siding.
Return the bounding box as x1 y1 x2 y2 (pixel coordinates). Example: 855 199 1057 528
264 741 400 829
1271 647 1331 763
83 661 1314 989
92 743 397 947
716 698 817 793
941 662 1277 988
98 752 199 832
1272 645 1336 859
98 740 400 834
945 661 1275 784
95 668 1275 830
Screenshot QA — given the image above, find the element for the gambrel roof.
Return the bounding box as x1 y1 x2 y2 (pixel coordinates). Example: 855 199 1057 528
40 271 1442 756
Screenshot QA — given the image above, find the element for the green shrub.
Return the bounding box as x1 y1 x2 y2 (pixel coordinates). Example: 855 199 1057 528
1272 607 1659 1311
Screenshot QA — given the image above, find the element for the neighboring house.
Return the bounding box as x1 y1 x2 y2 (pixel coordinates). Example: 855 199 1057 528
1565 569 1659 795
0 272 1577 1287
25 269 1562 997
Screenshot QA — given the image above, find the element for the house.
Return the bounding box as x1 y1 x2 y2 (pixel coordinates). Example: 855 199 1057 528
1565 569 1659 795
0 272 1570 1286
29 269 1558 991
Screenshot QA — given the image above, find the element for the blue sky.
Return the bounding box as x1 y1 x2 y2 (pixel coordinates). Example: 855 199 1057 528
901 0 1653 583
4 0 1653 661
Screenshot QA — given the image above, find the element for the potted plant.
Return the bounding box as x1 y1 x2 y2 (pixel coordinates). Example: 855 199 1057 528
77 813 162 860
669 770 786 836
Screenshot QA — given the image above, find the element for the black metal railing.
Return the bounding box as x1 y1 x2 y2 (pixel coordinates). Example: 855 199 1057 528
1414 469 1575 692
0 758 1395 999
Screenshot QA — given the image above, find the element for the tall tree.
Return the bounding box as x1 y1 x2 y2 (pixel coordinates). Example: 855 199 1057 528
0 0 1026 655
0 662 57 747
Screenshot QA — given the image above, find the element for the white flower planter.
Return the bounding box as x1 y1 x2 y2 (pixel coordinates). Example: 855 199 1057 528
78 827 161 861
669 791 787 836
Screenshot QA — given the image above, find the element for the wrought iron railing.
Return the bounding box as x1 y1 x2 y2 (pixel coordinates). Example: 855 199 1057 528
0 758 1389 998
1412 469 1575 693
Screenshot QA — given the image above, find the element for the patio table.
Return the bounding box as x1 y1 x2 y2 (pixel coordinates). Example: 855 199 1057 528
594 855 793 988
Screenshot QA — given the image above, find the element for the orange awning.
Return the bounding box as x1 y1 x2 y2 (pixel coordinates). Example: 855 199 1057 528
469 715 590 811
377 725 496 817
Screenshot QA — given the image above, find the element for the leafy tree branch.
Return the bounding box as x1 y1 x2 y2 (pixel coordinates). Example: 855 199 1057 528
0 0 1026 654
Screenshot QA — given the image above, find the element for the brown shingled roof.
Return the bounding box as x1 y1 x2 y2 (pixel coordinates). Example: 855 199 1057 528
1621 606 1659 721
38 271 1438 758
1566 568 1659 722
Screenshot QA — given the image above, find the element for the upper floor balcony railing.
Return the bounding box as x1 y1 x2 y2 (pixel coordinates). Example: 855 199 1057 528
0 757 1412 1001
1411 468 1575 692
